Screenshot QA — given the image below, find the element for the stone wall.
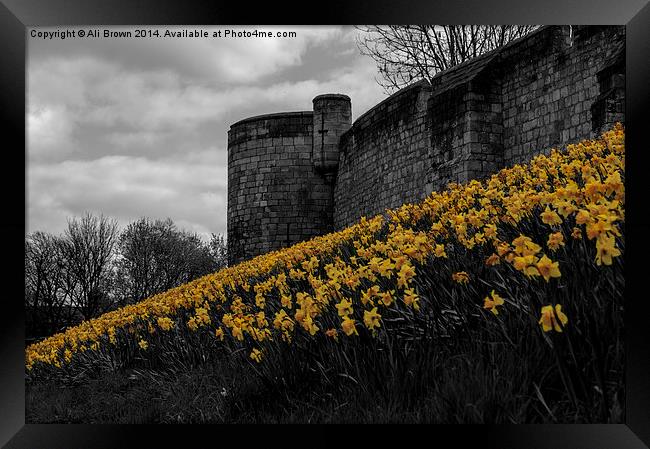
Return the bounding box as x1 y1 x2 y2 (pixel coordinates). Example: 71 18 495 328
227 25 625 262
497 25 625 166
331 25 625 229
426 53 506 191
334 81 432 228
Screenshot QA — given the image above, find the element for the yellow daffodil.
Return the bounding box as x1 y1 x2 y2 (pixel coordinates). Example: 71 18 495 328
536 255 561 282
363 307 382 331
483 290 505 315
281 294 293 309
547 232 565 251
485 253 500 266
231 326 244 341
250 348 263 363
335 298 354 317
325 328 339 341
575 209 592 225
378 290 395 307
403 289 420 311
571 227 582 239
434 244 447 258
539 304 568 332
397 263 416 288
452 271 470 284
341 317 358 336
595 233 621 266
378 259 396 278
157 317 174 331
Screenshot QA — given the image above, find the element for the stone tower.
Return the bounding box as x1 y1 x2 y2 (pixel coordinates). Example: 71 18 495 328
312 94 352 183
227 94 352 265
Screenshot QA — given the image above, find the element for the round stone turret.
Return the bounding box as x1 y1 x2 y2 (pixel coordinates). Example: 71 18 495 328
227 94 353 266
227 111 332 265
312 94 352 179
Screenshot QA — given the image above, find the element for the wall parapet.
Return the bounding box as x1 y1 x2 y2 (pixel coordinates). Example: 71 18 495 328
228 111 313 149
340 80 431 148
229 111 313 129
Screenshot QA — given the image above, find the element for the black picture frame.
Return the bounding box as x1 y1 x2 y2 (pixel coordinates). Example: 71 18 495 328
1 0 649 447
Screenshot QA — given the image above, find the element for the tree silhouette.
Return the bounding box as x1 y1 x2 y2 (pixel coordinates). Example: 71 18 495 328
356 25 539 93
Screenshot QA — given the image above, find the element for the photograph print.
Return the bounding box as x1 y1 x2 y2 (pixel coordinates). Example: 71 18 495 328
25 24 626 424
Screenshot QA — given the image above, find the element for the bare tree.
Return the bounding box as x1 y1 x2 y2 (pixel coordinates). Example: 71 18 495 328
356 25 539 93
60 213 119 320
114 218 164 304
209 233 228 271
26 215 227 339
25 232 77 338
115 218 220 305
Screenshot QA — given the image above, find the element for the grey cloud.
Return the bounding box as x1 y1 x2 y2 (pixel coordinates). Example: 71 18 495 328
29 26 347 85
27 25 387 240
29 152 228 240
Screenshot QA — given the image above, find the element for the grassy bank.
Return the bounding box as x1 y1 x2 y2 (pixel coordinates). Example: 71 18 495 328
26 125 625 423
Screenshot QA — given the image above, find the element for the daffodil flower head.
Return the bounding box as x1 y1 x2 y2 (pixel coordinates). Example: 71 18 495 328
536 255 561 282
483 290 505 315
452 271 470 284
539 304 568 332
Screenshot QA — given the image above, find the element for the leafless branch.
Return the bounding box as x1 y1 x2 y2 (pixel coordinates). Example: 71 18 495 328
356 25 539 93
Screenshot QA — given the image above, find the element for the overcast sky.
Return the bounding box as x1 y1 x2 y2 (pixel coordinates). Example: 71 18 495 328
27 26 386 241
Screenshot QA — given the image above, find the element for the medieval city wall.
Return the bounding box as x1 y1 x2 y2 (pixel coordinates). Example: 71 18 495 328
332 25 625 229
227 25 625 264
